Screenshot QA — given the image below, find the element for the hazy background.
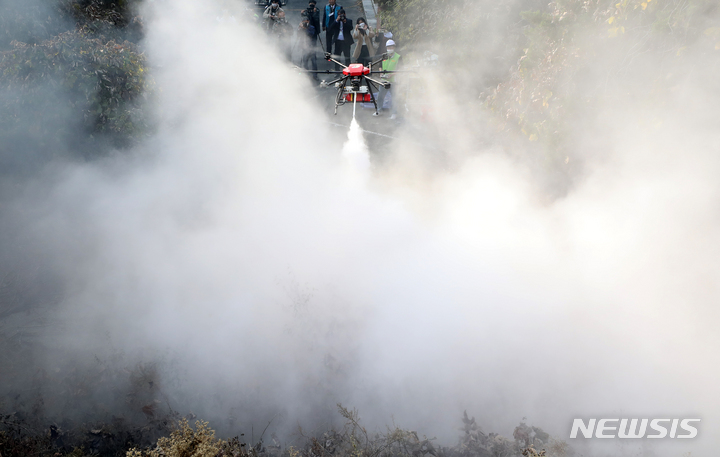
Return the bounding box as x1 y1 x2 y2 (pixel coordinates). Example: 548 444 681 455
1 0 719 455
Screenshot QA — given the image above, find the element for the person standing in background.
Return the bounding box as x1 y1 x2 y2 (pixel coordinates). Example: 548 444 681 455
263 0 284 32
303 0 321 48
322 0 341 54
374 30 392 58
328 9 353 68
375 39 401 119
298 14 319 81
272 10 292 61
352 17 375 66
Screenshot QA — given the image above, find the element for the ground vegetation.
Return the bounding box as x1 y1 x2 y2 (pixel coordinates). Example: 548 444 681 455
0 404 568 457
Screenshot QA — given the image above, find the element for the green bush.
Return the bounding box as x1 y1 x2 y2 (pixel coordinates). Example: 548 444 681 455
0 0 148 168
127 419 223 457
0 27 152 161
487 0 720 147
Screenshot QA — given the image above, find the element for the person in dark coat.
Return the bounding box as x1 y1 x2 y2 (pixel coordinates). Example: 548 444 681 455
374 30 392 59
298 14 319 80
328 8 353 68
303 0 321 47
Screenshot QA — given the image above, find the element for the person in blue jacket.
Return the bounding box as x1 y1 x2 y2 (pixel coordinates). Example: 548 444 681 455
322 0 342 52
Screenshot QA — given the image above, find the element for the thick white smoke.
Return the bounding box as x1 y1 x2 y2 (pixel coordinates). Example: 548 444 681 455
342 119 372 175
8 0 718 456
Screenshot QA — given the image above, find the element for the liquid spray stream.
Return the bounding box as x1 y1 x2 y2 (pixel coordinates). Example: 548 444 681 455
342 118 371 175
353 92 357 119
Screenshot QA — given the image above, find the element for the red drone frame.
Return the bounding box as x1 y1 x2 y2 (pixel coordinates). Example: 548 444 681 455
310 52 397 117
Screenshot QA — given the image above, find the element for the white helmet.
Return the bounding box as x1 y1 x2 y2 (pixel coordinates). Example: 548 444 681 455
386 39 396 47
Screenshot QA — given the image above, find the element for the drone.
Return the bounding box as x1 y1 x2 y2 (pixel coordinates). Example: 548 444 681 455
309 52 399 117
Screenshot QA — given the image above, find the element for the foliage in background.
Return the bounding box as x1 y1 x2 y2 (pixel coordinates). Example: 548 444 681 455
374 0 470 46
372 0 546 104
0 31 151 149
0 0 144 51
0 0 148 167
377 0 719 175
486 0 720 157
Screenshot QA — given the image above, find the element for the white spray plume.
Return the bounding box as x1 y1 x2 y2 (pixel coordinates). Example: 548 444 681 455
342 119 372 176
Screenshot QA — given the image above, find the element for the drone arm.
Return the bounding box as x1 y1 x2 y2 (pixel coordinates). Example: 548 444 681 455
304 69 344 74
369 53 388 69
291 65 342 74
324 52 347 68
323 76 346 86
364 75 390 89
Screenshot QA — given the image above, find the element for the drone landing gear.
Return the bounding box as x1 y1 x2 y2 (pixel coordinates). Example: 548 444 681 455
368 87 380 117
